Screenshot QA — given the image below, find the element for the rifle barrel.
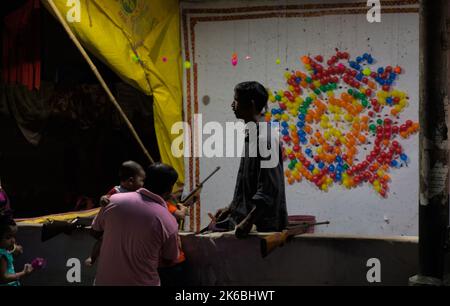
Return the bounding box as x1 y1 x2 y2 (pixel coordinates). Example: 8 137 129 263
180 167 221 204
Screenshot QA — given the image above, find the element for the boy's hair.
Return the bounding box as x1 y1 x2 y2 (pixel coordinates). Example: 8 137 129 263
0 212 16 239
234 81 269 113
145 163 178 197
119 161 144 181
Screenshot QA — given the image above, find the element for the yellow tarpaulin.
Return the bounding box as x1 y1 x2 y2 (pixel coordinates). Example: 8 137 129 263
44 0 184 184
15 208 100 224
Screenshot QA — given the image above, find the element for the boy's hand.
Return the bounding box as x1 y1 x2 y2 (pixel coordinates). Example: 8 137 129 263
85 257 94 267
23 264 34 276
176 204 189 216
99 195 110 207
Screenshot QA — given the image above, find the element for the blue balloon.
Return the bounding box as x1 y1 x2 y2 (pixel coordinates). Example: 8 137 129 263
356 56 363 63
271 109 278 115
377 67 384 74
363 53 370 60
328 165 335 172
305 148 312 155
301 137 308 144
282 129 289 136
281 121 289 128
400 154 408 161
367 57 374 64
390 160 398 167
336 165 343 172
335 156 342 163
297 121 305 128
318 162 325 169
356 74 363 81
308 165 315 171
298 114 305 121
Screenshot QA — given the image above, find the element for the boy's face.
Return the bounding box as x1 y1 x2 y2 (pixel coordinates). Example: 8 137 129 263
1 226 17 250
123 170 146 191
232 91 254 121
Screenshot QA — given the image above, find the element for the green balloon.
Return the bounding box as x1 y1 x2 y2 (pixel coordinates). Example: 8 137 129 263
377 119 383 125
370 124 377 131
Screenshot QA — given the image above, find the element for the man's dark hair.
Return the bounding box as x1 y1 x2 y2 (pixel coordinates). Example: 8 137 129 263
234 81 269 113
145 163 178 197
119 161 144 181
0 211 16 239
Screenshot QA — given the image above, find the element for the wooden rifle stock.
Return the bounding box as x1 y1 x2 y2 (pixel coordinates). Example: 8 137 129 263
260 221 330 258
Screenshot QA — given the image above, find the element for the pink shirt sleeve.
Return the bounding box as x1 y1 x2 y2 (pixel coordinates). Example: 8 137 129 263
161 232 180 262
92 207 106 232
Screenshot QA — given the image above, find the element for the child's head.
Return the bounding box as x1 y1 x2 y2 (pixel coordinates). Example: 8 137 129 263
0 213 17 250
232 81 268 121
119 161 146 191
145 163 179 200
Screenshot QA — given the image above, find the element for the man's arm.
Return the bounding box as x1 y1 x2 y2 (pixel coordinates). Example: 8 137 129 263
235 149 282 238
160 232 180 265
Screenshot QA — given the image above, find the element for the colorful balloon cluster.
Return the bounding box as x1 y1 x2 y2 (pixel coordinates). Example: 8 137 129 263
266 50 419 197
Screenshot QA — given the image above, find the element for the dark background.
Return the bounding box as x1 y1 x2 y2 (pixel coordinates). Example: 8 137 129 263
0 2 161 217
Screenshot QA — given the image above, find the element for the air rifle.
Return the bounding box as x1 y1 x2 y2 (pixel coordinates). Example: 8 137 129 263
41 217 93 242
260 221 330 258
179 166 221 206
178 167 220 231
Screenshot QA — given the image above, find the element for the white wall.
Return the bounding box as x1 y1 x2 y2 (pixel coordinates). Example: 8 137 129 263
181 0 420 235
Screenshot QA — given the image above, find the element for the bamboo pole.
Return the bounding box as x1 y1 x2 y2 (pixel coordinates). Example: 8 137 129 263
45 0 154 165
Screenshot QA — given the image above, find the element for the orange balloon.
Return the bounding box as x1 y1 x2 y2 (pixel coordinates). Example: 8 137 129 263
358 135 366 143
304 125 312 134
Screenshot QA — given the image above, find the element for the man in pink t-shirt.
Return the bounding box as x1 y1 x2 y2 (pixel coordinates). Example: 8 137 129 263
91 164 180 286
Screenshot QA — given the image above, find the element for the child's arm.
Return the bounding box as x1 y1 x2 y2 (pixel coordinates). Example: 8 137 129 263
99 195 111 207
173 204 189 221
0 257 33 284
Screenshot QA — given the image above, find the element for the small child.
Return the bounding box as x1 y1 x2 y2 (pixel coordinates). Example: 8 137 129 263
85 161 146 266
0 213 34 286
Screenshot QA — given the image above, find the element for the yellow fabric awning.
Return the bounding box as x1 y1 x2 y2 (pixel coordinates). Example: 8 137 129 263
44 0 184 185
